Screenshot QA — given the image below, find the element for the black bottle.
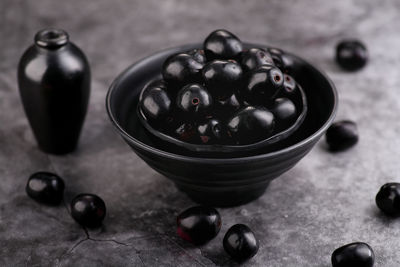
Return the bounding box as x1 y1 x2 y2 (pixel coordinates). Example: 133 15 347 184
18 29 90 154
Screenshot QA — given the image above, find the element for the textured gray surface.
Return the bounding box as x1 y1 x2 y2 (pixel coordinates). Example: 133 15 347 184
1 0 400 266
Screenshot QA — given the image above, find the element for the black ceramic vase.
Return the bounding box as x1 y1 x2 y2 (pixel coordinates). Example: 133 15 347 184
18 29 90 154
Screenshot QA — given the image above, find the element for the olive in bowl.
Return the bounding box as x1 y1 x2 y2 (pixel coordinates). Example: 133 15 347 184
138 30 308 150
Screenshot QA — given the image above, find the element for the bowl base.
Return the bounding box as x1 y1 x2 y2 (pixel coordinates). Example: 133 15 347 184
175 183 269 207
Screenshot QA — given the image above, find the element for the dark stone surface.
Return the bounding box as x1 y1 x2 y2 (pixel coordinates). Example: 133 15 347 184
1 0 400 266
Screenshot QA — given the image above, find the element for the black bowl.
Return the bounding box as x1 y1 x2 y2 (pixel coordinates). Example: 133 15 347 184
106 43 338 206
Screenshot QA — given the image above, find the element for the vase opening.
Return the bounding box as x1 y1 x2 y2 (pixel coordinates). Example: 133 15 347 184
34 28 69 49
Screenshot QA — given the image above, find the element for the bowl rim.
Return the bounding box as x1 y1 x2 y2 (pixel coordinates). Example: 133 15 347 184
106 43 338 163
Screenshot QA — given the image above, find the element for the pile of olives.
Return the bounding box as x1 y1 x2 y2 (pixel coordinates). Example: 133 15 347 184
139 29 304 145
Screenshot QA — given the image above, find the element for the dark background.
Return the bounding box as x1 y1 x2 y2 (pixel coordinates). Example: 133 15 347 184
1 0 400 266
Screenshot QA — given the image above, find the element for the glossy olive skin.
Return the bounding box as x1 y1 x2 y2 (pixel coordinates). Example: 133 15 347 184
71 194 106 228
197 119 223 144
175 122 196 142
176 84 213 117
139 79 167 99
187 49 207 64
240 48 274 72
216 93 241 118
326 120 358 151
268 47 301 74
18 29 90 155
177 206 221 245
282 74 298 95
223 224 258 262
268 48 284 68
139 79 176 132
26 172 65 205
202 60 243 100
336 40 368 71
272 98 297 129
218 93 241 110
227 106 275 145
162 53 204 87
139 82 172 123
331 242 375 267
204 29 243 60
376 183 400 216
241 65 284 105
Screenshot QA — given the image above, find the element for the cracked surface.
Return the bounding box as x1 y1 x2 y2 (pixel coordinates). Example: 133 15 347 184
1 0 400 266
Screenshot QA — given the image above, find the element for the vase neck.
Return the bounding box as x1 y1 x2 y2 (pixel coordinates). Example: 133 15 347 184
34 29 69 49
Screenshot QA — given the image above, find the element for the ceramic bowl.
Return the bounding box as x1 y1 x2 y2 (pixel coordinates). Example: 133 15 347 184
106 43 338 206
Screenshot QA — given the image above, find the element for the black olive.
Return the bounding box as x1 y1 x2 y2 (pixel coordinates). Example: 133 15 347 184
331 242 375 267
227 106 275 145
223 224 259 262
70 193 106 228
326 120 359 151
26 172 65 205
187 49 207 64
204 29 243 60
240 48 274 72
241 65 284 105
197 119 223 144
268 47 301 74
376 183 400 216
177 206 221 245
202 60 243 100
336 40 368 71
282 74 298 95
139 80 172 124
162 53 204 87
272 98 297 130
176 84 213 118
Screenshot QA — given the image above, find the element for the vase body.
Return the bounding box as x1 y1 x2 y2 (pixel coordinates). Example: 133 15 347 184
18 29 90 154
